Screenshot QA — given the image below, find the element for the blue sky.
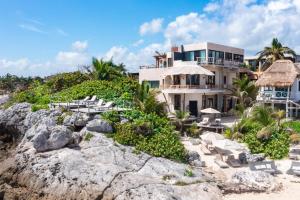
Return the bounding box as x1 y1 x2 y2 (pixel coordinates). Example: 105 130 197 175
1 0 300 76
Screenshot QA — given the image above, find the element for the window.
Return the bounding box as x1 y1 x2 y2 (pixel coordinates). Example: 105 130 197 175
208 50 224 64
168 58 173 67
186 75 200 85
223 76 227 85
225 52 232 60
206 72 215 85
173 75 180 85
184 51 194 61
233 54 244 62
174 52 183 61
174 95 181 110
148 81 160 88
299 81 300 91
208 98 214 108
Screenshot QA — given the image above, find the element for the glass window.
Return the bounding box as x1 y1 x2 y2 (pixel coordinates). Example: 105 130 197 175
184 51 194 61
225 52 232 60
224 76 227 84
298 81 300 91
200 50 206 59
148 81 160 88
174 52 183 61
206 72 215 85
233 54 244 62
173 75 180 85
174 95 181 110
186 75 200 85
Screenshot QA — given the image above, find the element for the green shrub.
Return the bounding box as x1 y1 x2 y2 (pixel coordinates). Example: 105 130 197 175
187 122 201 138
101 111 120 125
31 104 49 112
56 115 65 125
283 121 300 133
114 123 144 146
46 71 90 92
184 169 194 177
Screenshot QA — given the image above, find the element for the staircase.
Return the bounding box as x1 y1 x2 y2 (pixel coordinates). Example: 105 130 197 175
286 100 300 118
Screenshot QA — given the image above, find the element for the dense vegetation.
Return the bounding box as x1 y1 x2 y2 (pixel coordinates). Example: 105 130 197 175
102 110 187 162
0 73 42 93
228 105 291 159
3 58 187 162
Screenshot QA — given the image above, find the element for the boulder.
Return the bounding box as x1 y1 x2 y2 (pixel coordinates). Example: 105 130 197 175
223 170 282 193
63 112 90 127
86 119 113 133
30 125 72 152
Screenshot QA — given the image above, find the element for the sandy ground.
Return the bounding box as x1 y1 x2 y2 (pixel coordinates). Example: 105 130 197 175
182 138 300 200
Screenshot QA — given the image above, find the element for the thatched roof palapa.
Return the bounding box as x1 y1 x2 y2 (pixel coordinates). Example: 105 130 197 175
255 60 300 87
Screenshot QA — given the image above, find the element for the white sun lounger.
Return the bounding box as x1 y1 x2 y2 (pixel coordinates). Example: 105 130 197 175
96 101 114 111
198 117 210 125
87 99 104 108
86 95 97 103
72 96 90 104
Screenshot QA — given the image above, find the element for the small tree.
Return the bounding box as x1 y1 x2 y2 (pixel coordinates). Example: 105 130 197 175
173 110 190 135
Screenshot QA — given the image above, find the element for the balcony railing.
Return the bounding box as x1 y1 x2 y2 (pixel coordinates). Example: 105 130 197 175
257 91 289 100
161 84 233 90
196 57 241 67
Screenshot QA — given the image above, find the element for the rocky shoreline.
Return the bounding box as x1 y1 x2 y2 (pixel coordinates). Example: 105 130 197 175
0 103 281 200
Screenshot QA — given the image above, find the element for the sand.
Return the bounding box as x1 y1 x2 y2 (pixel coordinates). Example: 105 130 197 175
182 139 300 200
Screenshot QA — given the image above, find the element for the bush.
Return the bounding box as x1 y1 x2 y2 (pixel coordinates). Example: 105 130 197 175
101 111 121 124
46 71 90 92
283 121 300 133
187 122 201 138
31 104 49 112
114 123 144 146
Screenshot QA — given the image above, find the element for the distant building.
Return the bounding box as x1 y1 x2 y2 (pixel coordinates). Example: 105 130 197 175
139 42 244 116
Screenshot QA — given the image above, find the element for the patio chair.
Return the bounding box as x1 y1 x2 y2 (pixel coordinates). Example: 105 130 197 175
249 161 279 175
96 101 114 111
86 95 97 103
199 117 210 125
201 143 212 155
226 155 241 168
87 99 104 108
287 161 300 176
289 148 300 160
72 96 90 104
214 155 229 168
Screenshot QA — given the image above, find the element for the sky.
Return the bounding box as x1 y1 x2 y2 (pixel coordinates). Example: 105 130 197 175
1 0 300 76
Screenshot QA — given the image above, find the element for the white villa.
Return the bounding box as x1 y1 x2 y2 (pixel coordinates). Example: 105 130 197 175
255 60 300 117
139 42 244 116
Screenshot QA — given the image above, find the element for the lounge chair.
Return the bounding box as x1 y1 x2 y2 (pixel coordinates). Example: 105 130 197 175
72 96 90 104
198 117 209 125
226 155 241 168
96 101 114 111
289 148 300 160
287 161 300 176
87 99 103 108
249 161 279 175
201 144 212 155
86 95 97 103
214 155 229 168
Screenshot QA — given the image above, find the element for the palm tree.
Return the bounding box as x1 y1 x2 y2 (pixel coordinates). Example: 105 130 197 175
232 75 257 115
173 110 190 135
257 38 296 70
91 57 126 80
134 81 166 116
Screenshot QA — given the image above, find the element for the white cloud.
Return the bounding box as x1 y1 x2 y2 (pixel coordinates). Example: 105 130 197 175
72 40 88 51
19 24 46 34
132 39 144 47
56 51 89 66
57 28 68 36
139 18 164 35
163 0 300 54
204 2 220 12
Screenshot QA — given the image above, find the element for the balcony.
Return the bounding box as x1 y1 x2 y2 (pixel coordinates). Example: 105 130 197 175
161 84 233 94
257 91 289 101
196 57 242 67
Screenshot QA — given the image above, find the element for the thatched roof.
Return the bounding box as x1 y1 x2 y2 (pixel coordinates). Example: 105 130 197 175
255 60 300 87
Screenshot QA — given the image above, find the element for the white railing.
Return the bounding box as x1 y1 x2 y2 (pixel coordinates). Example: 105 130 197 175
257 91 289 100
196 57 241 67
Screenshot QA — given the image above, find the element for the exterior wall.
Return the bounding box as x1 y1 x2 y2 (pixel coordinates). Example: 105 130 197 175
206 42 244 55
291 78 300 101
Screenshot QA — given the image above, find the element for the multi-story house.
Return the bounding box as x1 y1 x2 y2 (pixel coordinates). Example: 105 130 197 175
255 60 300 118
139 42 244 116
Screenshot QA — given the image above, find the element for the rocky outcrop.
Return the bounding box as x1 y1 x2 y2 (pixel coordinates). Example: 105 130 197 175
86 119 113 133
223 170 282 193
0 104 222 200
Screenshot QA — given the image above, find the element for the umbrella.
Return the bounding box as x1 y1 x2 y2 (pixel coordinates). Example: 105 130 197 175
200 131 224 144
200 108 221 114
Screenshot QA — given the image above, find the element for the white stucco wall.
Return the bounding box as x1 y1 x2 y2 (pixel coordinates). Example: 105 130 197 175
291 78 300 101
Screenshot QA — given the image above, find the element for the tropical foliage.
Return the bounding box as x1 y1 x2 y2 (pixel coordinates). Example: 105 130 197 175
235 105 290 159
134 81 166 116
91 57 126 80
257 38 296 70
172 110 190 135
0 73 42 93
109 110 187 162
232 75 257 116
